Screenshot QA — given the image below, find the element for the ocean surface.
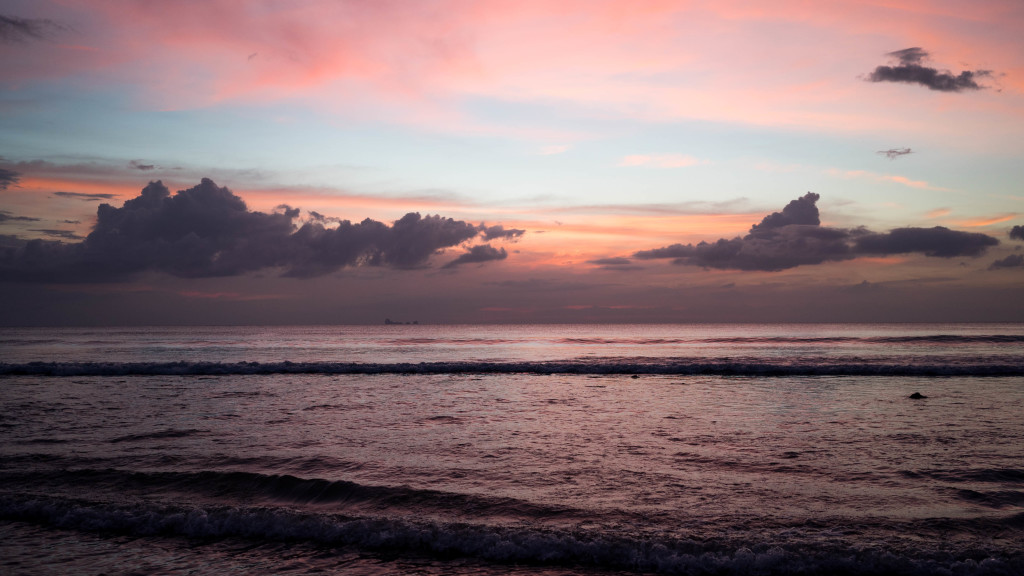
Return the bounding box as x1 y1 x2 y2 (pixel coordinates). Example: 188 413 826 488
1 323 1023 575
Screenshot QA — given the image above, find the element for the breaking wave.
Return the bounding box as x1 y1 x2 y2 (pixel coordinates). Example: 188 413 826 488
1 483 1021 576
2 358 1023 377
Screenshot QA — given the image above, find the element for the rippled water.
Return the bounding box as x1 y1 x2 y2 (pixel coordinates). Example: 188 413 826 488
2 324 1023 574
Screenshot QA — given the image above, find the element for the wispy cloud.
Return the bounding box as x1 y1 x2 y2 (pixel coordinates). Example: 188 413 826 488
951 214 1018 228
586 257 643 271
827 169 948 191
0 211 40 223
0 168 20 190
0 14 67 43
53 191 119 201
28 228 84 240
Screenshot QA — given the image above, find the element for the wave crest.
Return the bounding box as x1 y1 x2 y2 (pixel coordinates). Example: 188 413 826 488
2 358 1022 377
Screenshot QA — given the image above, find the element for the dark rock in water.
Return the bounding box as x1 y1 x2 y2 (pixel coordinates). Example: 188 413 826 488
630 374 640 379
909 392 927 399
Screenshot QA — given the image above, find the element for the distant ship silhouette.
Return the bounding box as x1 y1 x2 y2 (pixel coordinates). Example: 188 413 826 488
384 318 419 325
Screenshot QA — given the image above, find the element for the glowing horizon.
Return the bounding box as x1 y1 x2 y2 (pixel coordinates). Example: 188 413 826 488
1 0 1022 324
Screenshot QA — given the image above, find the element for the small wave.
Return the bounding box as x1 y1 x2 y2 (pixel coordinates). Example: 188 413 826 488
109 429 207 443
705 337 859 344
952 488 1024 509
870 335 1024 344
16 438 69 445
0 493 1019 575
706 335 1024 344
2 358 1022 377
904 468 1024 484
381 338 526 346
0 468 576 522
557 338 690 345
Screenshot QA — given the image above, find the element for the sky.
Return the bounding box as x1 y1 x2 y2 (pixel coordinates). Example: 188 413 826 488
1 0 1022 325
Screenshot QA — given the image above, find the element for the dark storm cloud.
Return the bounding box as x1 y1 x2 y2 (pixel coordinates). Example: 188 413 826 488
129 160 156 171
1 178 490 282
442 244 508 269
0 168 20 190
878 147 913 160
635 193 855 271
866 47 992 92
53 191 119 201
990 254 1024 270
0 211 40 223
634 192 999 272
749 192 820 231
478 224 525 241
0 234 23 248
1010 226 1024 241
307 211 341 224
0 14 66 43
854 227 998 257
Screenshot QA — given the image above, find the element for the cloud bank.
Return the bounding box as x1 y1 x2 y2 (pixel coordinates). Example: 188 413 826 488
0 179 508 282
866 47 992 92
634 192 998 271
1010 226 1024 241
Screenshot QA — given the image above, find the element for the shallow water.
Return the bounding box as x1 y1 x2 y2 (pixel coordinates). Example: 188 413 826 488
2 324 1023 574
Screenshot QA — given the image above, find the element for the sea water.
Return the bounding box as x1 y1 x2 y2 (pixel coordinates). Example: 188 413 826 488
1 324 1022 575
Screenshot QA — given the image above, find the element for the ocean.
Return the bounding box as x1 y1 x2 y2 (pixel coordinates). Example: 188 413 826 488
1 323 1022 575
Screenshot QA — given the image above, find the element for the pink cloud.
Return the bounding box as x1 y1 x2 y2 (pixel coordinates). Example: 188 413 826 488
5 1 1022 137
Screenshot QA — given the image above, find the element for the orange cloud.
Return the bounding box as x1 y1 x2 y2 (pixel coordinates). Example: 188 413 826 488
827 169 949 191
952 214 1018 227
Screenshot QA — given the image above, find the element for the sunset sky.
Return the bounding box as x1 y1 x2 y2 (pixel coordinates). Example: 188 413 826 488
1 0 1022 325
